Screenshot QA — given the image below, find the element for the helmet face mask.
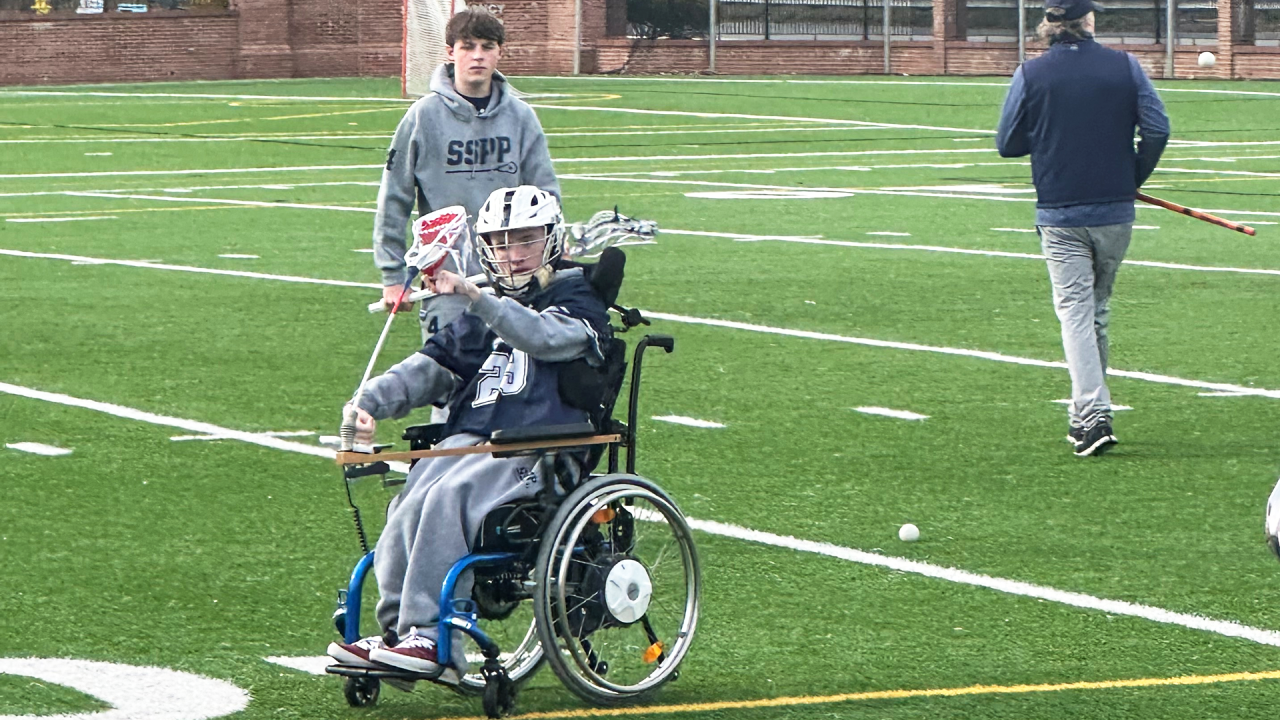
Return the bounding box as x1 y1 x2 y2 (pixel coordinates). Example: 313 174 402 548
475 186 564 297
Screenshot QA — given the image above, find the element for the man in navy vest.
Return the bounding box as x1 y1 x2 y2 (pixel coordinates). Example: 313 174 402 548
996 0 1170 457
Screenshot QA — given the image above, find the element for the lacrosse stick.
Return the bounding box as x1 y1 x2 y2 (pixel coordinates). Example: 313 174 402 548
340 206 470 451
564 207 659 260
1137 192 1256 236
365 273 490 313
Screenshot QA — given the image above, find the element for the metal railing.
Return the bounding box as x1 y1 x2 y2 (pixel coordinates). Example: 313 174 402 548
716 0 932 39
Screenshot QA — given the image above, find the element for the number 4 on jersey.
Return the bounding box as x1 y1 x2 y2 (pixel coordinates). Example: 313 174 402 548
472 349 529 407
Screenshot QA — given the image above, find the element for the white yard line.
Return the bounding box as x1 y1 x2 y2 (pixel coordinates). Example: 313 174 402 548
520 75 1280 98
642 311 1280 400
5 442 73 456
219 254 259 259
67 191 374 214
562 173 1035 203
528 103 995 136
554 147 999 164
546 125 890 138
652 415 727 428
0 163 380 180
0 134 392 145
690 516 1280 648
6 216 117 223
0 90 411 102
4 378 1278 649
0 180 379 200
0 249 380 289
172 430 315 442
853 407 929 420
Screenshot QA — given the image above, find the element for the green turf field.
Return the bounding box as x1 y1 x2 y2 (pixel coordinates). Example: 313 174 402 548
3 73 1280 720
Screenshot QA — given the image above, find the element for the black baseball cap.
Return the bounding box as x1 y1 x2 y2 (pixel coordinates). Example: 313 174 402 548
1044 0 1100 20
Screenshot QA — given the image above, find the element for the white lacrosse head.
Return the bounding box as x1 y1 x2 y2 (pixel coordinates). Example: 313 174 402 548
405 205 470 277
565 208 658 260
475 186 564 296
1266 476 1280 561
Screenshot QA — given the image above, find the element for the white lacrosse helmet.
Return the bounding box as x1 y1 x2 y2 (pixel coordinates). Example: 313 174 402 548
405 205 470 277
475 186 564 297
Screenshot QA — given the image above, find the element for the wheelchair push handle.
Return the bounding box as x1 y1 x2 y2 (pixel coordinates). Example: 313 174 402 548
644 334 675 353
625 334 675 475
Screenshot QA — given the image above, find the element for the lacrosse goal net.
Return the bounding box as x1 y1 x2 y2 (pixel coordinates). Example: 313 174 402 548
403 0 460 97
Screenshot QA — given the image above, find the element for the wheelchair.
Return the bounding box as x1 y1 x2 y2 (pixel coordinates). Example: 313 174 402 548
325 249 701 718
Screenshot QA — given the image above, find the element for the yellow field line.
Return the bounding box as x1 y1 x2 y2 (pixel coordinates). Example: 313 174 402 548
438 669 1280 720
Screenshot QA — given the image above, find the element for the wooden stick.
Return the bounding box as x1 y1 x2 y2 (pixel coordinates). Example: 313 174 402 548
1137 192 1256 236
335 434 622 466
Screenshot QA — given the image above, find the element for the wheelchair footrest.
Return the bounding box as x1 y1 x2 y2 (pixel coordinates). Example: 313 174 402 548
325 664 448 682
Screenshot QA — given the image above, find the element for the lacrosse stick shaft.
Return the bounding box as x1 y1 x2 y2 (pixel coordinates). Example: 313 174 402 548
341 276 415 450
366 273 490 313
1137 192 1256 236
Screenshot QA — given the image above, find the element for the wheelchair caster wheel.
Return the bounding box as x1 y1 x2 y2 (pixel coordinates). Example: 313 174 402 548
342 676 380 707
481 677 516 718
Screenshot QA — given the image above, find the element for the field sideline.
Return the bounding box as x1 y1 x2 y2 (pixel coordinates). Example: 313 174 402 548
3 74 1280 720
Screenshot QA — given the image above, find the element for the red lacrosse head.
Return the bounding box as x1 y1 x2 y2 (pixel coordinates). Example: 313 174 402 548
406 206 470 277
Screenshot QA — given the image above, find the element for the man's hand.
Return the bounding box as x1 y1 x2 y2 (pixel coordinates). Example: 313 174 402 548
342 404 377 446
428 269 482 301
382 284 414 312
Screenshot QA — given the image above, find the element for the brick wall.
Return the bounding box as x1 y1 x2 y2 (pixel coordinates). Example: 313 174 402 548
1 14 239 86
0 0 399 86
3 0 1279 87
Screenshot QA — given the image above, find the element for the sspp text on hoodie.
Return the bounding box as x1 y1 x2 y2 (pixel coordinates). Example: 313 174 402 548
373 63 560 286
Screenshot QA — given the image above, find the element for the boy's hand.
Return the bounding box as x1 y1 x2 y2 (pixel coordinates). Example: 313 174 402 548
382 285 414 312
428 269 481 301
342 404 377 445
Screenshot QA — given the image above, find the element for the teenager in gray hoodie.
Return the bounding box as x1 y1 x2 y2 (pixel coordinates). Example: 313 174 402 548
373 7 560 351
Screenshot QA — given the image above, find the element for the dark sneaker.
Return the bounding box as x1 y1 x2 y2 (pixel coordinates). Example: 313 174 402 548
368 628 460 684
1067 426 1086 448
1074 424 1118 457
327 635 386 668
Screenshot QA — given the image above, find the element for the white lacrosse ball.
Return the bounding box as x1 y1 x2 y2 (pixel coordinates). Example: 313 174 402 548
1265 477 1280 561
1198 52 1216 68
899 523 920 543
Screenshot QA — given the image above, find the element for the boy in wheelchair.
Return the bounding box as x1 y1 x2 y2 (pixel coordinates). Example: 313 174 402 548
328 185 611 682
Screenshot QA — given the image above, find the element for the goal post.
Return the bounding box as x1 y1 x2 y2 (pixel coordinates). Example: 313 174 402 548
403 0 460 97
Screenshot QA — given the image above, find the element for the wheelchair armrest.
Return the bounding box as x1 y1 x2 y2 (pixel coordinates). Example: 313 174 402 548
402 423 446 450
489 422 599 445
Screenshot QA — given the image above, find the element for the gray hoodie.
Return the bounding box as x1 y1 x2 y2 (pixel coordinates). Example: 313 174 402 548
373 63 560 286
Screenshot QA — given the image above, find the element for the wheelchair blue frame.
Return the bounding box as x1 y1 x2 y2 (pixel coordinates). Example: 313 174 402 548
340 549 521 668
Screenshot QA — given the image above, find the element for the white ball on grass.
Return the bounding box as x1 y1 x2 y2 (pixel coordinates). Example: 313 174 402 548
1198 52 1216 68
899 523 920 543
1264 477 1280 560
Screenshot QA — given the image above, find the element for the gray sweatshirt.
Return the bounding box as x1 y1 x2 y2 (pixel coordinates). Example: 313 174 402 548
373 63 560 287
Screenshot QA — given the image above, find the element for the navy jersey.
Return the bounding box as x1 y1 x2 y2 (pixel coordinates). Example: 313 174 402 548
422 272 611 439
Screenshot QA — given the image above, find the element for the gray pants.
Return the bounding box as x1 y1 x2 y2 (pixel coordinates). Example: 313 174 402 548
419 293 470 424
374 432 543 668
1039 223 1133 429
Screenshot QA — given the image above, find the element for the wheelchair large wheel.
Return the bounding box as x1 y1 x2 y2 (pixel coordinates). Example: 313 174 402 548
456 599 544 696
533 474 700 706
